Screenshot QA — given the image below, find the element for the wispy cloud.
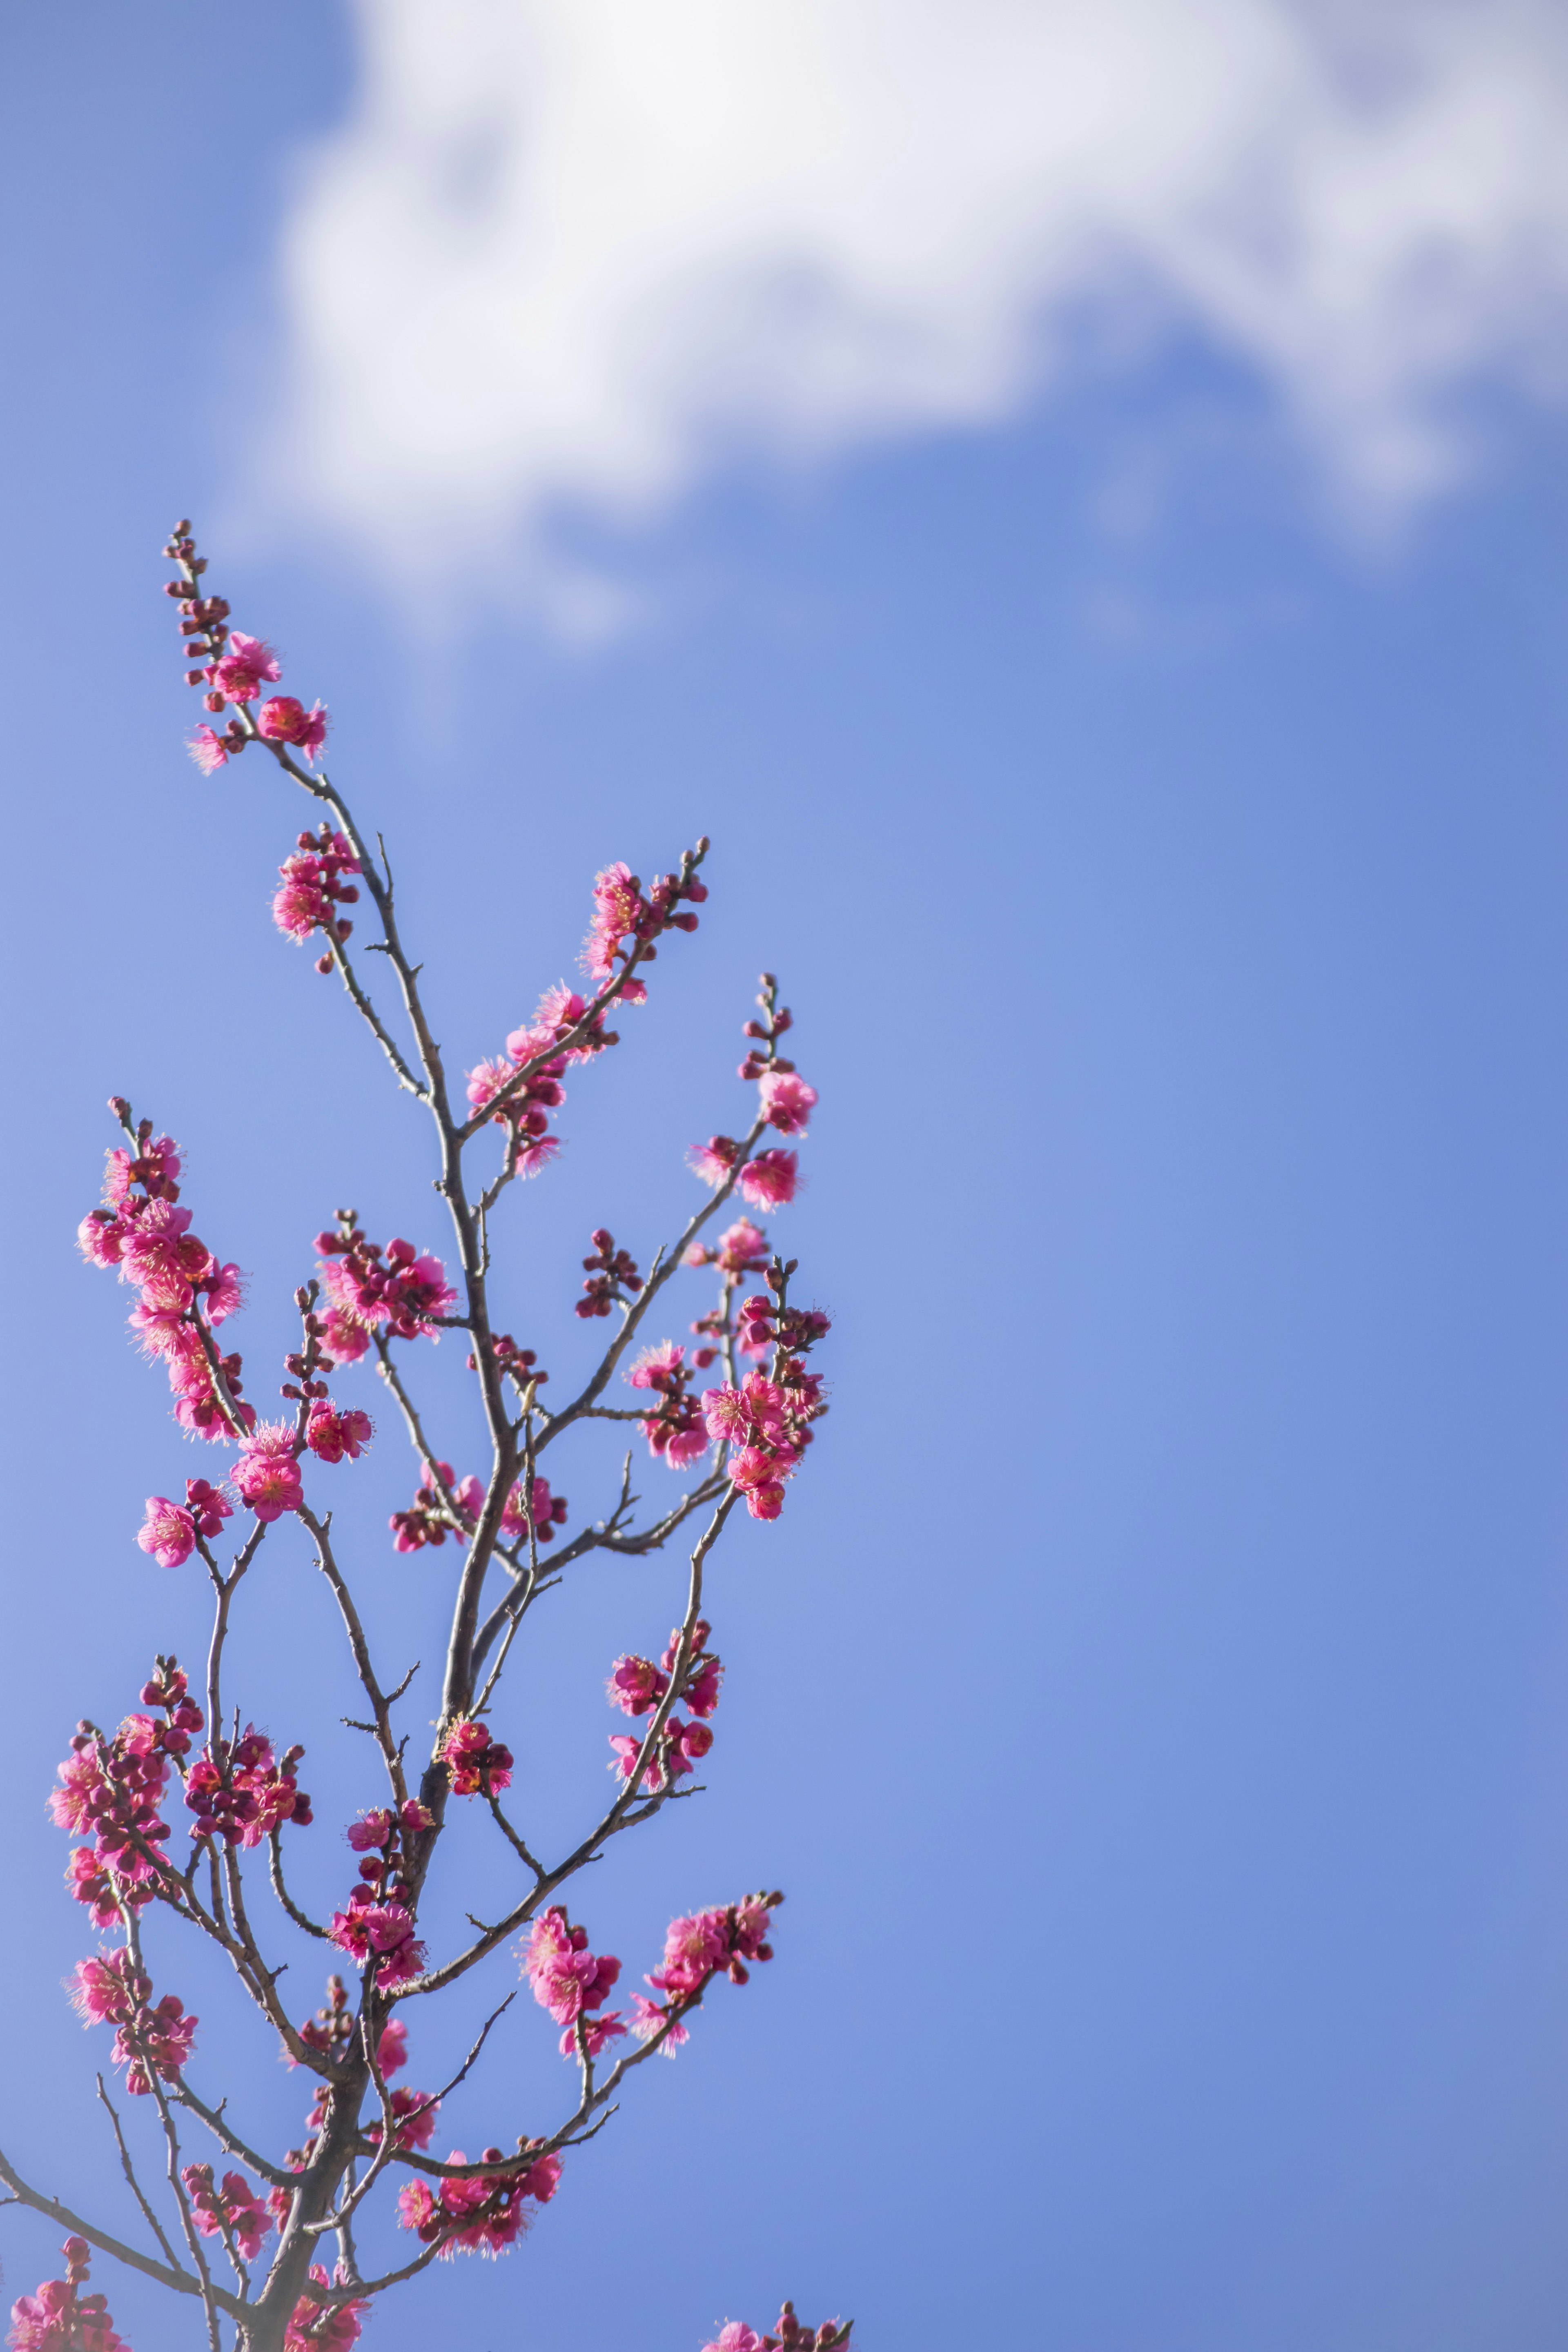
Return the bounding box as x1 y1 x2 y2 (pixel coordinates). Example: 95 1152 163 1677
267 0 1568 604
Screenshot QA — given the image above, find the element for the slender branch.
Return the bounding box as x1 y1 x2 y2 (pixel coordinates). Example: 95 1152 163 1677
300 1503 409 1810
96 2074 182 2272
269 1829 332 1942
0 2143 228 2310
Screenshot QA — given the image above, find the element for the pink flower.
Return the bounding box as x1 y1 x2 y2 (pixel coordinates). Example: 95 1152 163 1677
376 2017 408 2077
204 1261 245 1323
737 1149 798 1209
320 1307 370 1364
606 1655 669 1717
284 2264 368 2350
257 696 329 761
213 632 281 702
689 1135 739 1188
652 1909 730 1997
559 2011 626 2060
660 1420 710 1469
629 1341 684 1389
499 1474 568 1545
305 1405 373 1464
757 1071 817 1136
703 2328 764 2352
232 1424 303 1522
185 1478 232 1537
9 2239 130 2352
184 2165 274 2262
77 1209 126 1267
136 1497 196 1569
188 723 230 773
629 1992 688 2056
345 1810 392 1852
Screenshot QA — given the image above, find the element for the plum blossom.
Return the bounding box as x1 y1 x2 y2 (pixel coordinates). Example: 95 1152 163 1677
396 2147 560 2256
305 1404 373 1464
703 2330 763 2352
188 723 231 774
757 1071 817 1137
283 2265 368 2350
522 1907 621 2046
737 1150 799 1211
213 632 281 702
182 2165 273 2262
118 1201 210 1310
327 1893 425 1987
232 1423 303 1522
136 1497 196 1569
258 695 329 760
499 1473 568 1545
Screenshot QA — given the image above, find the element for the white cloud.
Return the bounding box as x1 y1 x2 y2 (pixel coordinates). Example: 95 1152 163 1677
268 0 1568 595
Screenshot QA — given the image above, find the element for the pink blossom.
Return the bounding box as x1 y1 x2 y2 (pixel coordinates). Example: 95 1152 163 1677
651 1909 729 1997
77 1209 125 1267
376 2017 408 2077
703 2328 764 2352
559 2010 626 2060
183 2165 273 2262
232 1423 303 1522
737 1149 799 1209
499 1474 568 1545
320 1307 370 1364
114 1992 196 2093
629 1340 684 1389
204 1261 245 1323
9 2238 130 2352
757 1071 817 1137
213 632 281 702
584 861 644 982
629 1992 688 2056
136 1497 196 1569
606 1655 669 1716
305 1405 373 1464
185 1479 232 1537
188 723 230 773
661 1420 711 1469
345 1810 393 1853
396 2145 559 2256
257 695 329 760
464 1056 516 1113
689 1135 739 1188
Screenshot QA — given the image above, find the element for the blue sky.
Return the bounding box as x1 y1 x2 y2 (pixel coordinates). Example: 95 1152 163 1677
3 6 1568 2348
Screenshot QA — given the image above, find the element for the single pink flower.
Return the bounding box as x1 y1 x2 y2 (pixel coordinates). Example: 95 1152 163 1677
703 2328 764 2352
119 1200 211 1310
136 1497 196 1568
305 1404 373 1464
689 1135 739 1188
257 696 329 761
737 1149 798 1209
213 631 281 701
728 1447 793 1520
188 723 230 773
232 1423 303 1522
757 1070 817 1136
628 1340 684 1389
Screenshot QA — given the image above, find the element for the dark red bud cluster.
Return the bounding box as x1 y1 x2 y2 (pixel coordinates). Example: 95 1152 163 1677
766 2304 855 2351
577 1228 644 1319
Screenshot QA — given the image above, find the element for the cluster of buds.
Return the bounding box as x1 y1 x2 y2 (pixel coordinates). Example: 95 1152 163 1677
396 2143 561 2256
8 2235 132 2352
440 1717 514 1796
472 1333 549 1402
181 2164 274 2264
698 1263 830 1521
70 1949 197 2096
316 1212 457 1352
689 975 817 1211
576 1227 643 1319
273 824 362 973
583 844 710 1003
78 1104 253 1442
185 1724 311 1849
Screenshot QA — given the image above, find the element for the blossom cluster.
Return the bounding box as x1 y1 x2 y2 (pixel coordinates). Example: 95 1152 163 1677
576 1227 643 1320
700 1282 831 1522
165 525 330 775
50 1663 202 1922
69 1948 196 2096
702 2310 853 2352
327 1799 432 1988
8 2236 131 2352
466 982 615 1180
182 2164 273 2263
315 1212 457 1354
524 1907 625 2058
630 1894 780 2057
396 2145 562 2257
184 1722 312 1848
274 823 362 973
607 1618 723 1793
283 2265 368 2350
77 1115 252 1441
441 1717 514 1796
583 854 708 1000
